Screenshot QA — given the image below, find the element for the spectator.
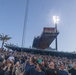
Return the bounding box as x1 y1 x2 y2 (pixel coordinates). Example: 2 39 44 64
47 61 59 75
24 57 36 75
69 63 76 75
58 64 68 75
37 59 47 75
35 61 45 75
0 58 4 75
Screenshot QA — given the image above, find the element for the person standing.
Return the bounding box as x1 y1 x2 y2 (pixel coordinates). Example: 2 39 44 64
58 64 68 75
35 62 45 75
24 57 36 75
47 61 59 75
0 60 4 75
69 63 76 75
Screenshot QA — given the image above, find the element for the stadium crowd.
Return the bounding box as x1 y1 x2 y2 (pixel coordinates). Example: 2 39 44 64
0 49 76 75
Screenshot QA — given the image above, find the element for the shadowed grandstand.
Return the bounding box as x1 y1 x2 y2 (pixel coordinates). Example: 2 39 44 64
32 27 59 49
5 45 76 58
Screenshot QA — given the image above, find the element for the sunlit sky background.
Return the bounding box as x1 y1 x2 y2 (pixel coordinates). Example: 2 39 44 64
0 0 76 52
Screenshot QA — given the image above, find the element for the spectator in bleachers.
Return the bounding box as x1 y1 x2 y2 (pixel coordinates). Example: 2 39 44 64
47 61 59 75
35 60 45 75
69 62 76 75
58 64 68 75
24 57 36 75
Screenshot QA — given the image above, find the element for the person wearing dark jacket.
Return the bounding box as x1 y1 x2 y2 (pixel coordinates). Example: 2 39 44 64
0 64 4 75
0 58 4 75
69 63 76 75
35 60 45 75
24 57 37 75
47 61 59 75
58 64 68 75
37 59 47 75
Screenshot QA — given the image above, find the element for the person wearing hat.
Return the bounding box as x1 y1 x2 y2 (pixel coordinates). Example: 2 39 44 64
35 59 45 75
37 59 47 75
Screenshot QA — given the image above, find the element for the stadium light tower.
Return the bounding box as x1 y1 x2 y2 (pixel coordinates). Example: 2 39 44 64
53 16 59 51
21 0 29 56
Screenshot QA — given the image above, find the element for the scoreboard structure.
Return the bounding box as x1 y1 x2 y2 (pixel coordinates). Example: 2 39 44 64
32 27 59 49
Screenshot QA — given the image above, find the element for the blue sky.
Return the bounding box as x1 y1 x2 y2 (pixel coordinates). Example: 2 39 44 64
0 0 76 52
